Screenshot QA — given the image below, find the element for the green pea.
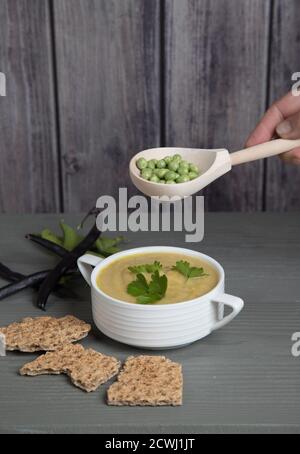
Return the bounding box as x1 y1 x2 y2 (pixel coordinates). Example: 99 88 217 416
188 171 199 180
141 168 153 180
150 175 160 183
164 156 172 164
173 154 182 161
155 168 168 178
189 163 199 173
168 160 179 172
147 159 157 170
136 157 147 170
181 160 189 167
176 175 190 183
157 159 166 169
165 180 176 184
178 164 189 175
165 170 177 180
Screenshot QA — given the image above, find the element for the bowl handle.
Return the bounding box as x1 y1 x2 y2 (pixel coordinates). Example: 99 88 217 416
77 254 104 286
212 293 244 332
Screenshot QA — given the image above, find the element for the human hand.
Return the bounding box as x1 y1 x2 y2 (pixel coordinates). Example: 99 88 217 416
246 91 300 165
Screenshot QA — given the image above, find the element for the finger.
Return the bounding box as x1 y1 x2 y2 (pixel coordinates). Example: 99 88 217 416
246 104 283 147
276 112 300 139
280 147 300 164
246 91 300 147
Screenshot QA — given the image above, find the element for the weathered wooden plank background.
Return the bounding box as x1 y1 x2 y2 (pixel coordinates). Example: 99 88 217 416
0 0 299 212
0 0 60 212
266 0 300 211
53 0 160 210
164 0 270 211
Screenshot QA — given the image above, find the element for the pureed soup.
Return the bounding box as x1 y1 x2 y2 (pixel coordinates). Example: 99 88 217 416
96 252 219 305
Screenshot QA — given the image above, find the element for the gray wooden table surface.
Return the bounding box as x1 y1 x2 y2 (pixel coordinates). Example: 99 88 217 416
0 213 300 434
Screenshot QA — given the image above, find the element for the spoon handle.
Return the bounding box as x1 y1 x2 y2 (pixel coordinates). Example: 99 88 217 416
230 139 300 166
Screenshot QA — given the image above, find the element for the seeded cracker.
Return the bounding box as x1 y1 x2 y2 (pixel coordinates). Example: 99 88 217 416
20 344 120 392
0 315 91 352
107 355 183 406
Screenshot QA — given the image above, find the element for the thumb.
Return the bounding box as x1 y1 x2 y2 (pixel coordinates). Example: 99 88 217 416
276 112 300 139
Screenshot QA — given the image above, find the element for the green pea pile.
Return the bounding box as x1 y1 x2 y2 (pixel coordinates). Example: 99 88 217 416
136 154 200 184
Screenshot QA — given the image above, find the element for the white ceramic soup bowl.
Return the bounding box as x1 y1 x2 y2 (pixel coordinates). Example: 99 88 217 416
77 246 244 349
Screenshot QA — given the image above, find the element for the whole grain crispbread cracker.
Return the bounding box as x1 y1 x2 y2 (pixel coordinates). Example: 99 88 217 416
0 315 91 352
107 355 183 406
20 344 120 392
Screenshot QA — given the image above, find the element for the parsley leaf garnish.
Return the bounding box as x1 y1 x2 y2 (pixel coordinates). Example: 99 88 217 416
127 271 167 304
172 260 208 279
127 273 149 296
128 261 162 275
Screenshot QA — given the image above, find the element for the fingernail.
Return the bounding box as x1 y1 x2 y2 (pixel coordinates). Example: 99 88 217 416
276 120 292 136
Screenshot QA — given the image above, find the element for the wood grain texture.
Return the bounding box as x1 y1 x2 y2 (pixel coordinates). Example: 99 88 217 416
0 0 60 213
0 0 298 214
0 213 300 434
265 0 300 211
53 0 160 211
164 0 271 211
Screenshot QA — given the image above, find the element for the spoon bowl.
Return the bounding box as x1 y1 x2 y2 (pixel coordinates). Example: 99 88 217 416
129 147 231 198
